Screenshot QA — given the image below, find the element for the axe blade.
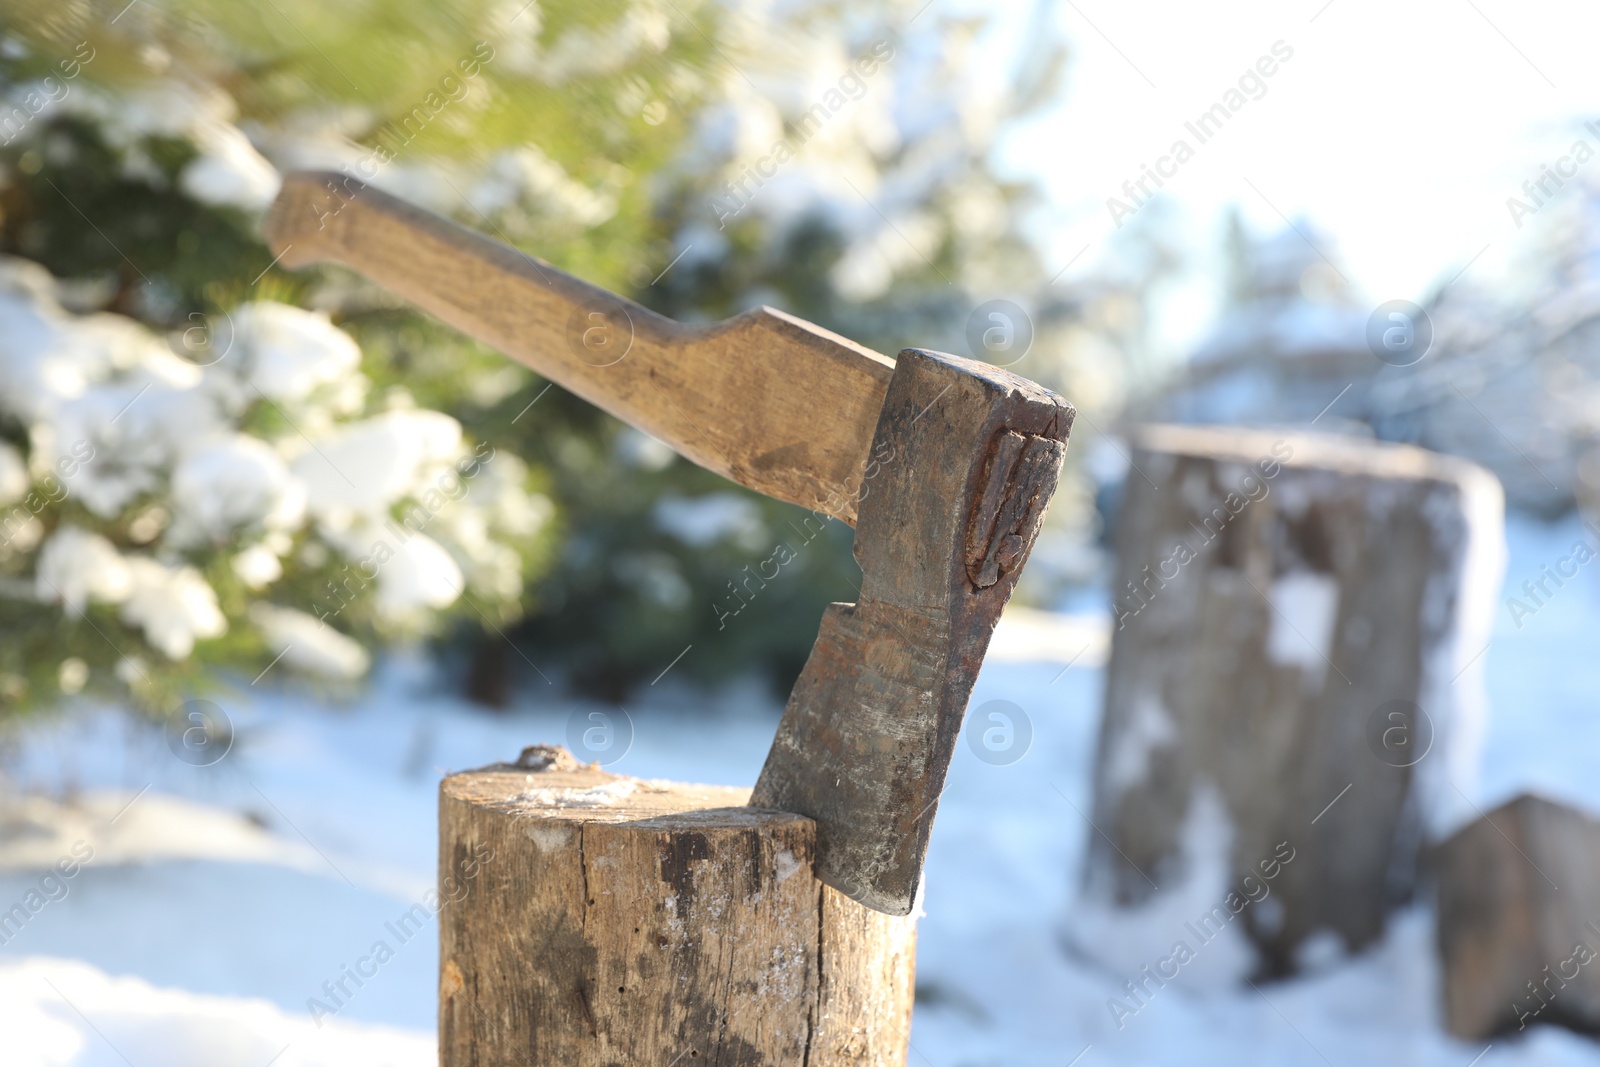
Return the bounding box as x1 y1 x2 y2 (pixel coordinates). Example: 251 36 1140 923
750 348 1072 915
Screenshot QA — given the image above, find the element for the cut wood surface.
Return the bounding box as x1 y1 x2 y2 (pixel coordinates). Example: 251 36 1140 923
1435 793 1600 1040
1079 425 1503 976
751 348 1072 915
265 171 893 525
439 747 917 1066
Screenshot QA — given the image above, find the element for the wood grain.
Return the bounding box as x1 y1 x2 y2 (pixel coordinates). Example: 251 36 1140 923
439 752 917 1065
1435 793 1600 1040
264 171 894 525
750 348 1073 915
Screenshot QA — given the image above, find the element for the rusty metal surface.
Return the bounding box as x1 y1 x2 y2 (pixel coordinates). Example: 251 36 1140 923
749 347 1073 915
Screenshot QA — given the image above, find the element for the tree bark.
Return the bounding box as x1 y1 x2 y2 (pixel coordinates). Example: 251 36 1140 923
1076 426 1503 977
440 746 918 1065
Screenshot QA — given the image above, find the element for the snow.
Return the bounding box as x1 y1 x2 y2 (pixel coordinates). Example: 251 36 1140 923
1100 689 1176 799
231 545 283 589
58 79 280 214
45 380 218 519
0 260 204 421
468 146 617 225
1265 570 1340 681
0 261 543 680
56 660 87 697
1417 466 1508 838
223 304 362 407
169 435 305 546
2 513 1600 1064
180 125 281 213
117 559 226 660
371 533 464 615
1065 785 1259 987
986 605 1109 665
519 779 643 808
33 527 130 612
249 605 370 680
291 410 463 533
653 492 767 549
0 958 431 1067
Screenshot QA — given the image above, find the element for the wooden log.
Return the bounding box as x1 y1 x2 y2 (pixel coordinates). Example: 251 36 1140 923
1435 793 1600 1040
1075 426 1503 977
439 746 918 1066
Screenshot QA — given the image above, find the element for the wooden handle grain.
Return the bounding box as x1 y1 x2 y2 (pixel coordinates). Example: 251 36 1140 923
263 170 895 525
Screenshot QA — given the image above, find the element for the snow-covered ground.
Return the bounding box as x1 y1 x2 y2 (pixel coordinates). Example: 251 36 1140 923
3 512 1599 1066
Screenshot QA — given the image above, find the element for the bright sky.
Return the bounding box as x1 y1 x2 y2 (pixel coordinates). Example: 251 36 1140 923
976 0 1600 362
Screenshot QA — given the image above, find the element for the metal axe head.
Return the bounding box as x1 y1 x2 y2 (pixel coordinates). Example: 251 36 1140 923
749 348 1071 914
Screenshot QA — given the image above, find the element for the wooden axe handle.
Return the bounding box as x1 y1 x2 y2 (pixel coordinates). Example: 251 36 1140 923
263 171 894 525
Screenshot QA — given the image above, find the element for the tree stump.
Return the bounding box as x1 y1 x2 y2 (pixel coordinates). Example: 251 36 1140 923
439 746 918 1065
1435 793 1600 1039
1075 426 1503 977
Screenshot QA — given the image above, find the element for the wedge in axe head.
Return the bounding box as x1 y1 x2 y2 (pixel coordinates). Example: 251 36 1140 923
264 171 1074 916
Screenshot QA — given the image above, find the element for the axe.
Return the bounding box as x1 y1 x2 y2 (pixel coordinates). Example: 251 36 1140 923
264 171 1073 915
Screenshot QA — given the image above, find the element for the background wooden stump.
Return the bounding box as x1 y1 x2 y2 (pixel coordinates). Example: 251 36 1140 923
1435 793 1600 1040
1074 426 1503 977
439 746 917 1066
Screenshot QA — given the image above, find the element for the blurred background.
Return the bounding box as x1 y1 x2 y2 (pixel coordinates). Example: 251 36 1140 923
1 0 1599 1063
